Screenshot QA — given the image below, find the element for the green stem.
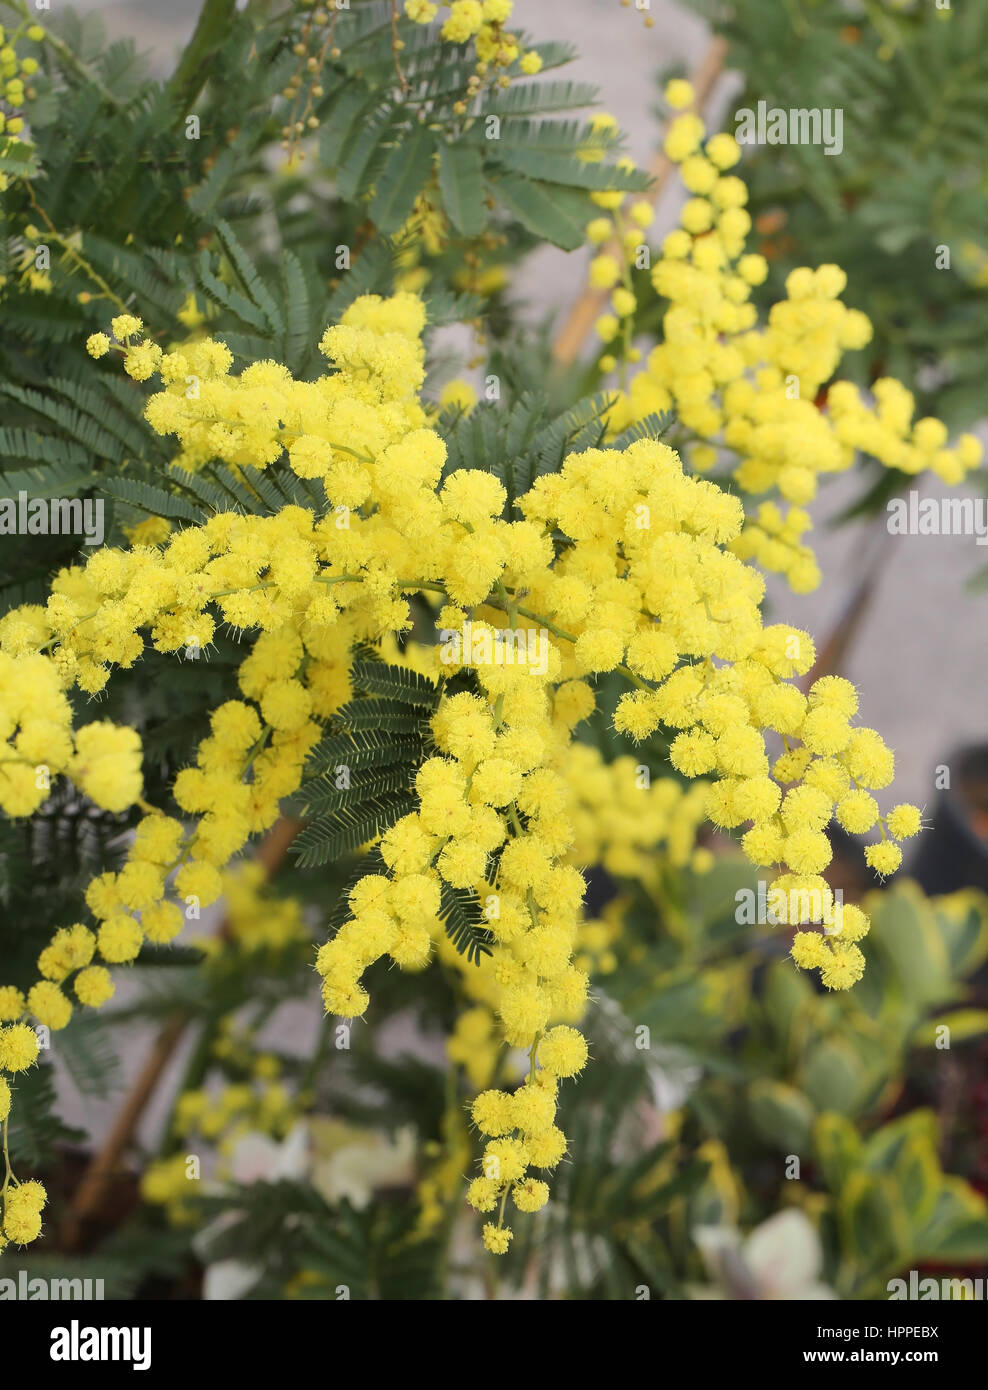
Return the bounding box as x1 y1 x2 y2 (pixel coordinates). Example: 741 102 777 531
1 1116 12 1201
495 1182 509 1227
38 609 99 653
395 578 447 594
527 1032 541 1085
24 186 129 310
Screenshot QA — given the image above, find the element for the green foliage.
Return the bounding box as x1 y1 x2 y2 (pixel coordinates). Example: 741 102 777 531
291 661 433 868
292 794 418 870
6 1063 86 1169
818 1110 988 1296
194 1181 445 1300
438 880 493 965
349 659 441 709
318 6 648 249
442 390 674 518
0 0 654 631
595 868 988 1298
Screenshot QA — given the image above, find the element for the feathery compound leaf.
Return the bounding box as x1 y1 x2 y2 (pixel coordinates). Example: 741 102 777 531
213 219 285 337
536 394 612 463
422 286 482 328
487 116 616 157
305 730 425 779
1 292 88 344
318 83 376 166
336 105 398 202
0 384 128 464
195 252 270 334
334 698 428 735
46 377 150 458
0 429 89 469
6 1065 86 1167
495 147 649 194
167 466 270 516
439 881 493 965
436 141 486 236
200 463 278 516
350 660 440 708
82 235 187 323
238 464 301 515
489 174 591 251
280 250 314 373
297 764 417 817
505 391 550 460
103 478 205 523
57 1012 123 1100
608 410 676 450
483 79 600 116
241 462 323 512
0 460 92 499
368 124 436 234
291 794 417 868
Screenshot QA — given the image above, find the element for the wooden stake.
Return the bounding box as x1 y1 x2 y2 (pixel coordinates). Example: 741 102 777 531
551 37 729 368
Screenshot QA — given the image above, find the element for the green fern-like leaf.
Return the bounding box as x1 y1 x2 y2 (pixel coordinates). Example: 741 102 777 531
436 141 486 237
609 410 676 450
490 173 591 251
305 729 425 779
335 698 428 735
439 881 493 964
6 1063 87 1168
297 764 416 817
495 146 649 194
483 79 600 116
368 124 435 234
0 383 129 464
213 219 285 337
103 477 205 523
291 794 417 868
349 660 440 709
56 1012 123 1100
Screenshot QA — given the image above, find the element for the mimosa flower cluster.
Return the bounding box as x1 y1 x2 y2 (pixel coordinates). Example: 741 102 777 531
0 651 143 819
0 16 44 179
425 750 707 1248
0 288 920 1253
590 81 984 593
0 1013 48 1249
405 0 543 77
